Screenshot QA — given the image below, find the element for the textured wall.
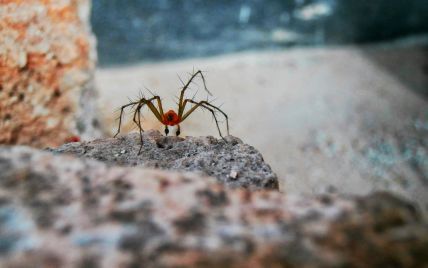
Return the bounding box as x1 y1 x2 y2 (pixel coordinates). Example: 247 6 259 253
0 0 101 147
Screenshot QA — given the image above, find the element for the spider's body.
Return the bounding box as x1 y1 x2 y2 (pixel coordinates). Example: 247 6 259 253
114 70 229 154
162 110 181 126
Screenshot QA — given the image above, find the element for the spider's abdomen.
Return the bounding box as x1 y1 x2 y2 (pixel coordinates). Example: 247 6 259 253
162 110 181 126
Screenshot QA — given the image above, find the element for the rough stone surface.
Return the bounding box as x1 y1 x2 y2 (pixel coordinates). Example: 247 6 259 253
0 0 101 148
49 131 279 190
1 146 427 267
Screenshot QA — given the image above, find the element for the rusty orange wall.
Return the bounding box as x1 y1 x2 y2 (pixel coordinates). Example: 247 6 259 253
0 0 97 147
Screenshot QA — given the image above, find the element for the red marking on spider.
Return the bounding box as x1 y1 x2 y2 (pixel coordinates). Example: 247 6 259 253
114 70 230 155
162 110 181 126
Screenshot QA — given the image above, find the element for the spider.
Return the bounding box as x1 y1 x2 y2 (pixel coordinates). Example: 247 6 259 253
114 70 230 154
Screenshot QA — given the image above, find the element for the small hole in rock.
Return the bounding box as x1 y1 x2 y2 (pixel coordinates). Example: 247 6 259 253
156 141 165 148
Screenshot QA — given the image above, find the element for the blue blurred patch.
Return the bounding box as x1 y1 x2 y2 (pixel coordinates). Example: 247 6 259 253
91 0 428 66
0 206 38 255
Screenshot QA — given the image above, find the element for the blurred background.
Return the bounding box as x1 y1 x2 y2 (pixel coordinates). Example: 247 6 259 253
92 0 428 65
91 0 428 210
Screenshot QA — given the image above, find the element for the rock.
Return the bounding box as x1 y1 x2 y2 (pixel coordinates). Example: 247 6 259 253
0 0 101 148
49 131 279 190
0 146 427 267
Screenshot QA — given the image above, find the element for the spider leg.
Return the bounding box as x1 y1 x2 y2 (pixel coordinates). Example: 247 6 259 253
141 96 164 122
132 103 142 128
132 96 164 154
181 99 230 139
136 106 145 155
152 95 164 117
178 70 212 116
145 89 166 114
132 103 144 135
114 101 140 138
114 96 164 139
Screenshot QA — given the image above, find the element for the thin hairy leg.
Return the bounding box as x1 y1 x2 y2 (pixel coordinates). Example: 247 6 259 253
156 96 165 116
181 99 229 135
136 107 145 154
132 97 165 154
176 124 181 136
178 70 212 116
181 99 229 138
132 103 144 138
114 101 140 138
115 96 163 138
143 97 164 122
132 103 142 130
142 89 165 118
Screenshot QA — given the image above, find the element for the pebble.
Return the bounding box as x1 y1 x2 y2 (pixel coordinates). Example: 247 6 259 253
229 170 238 179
